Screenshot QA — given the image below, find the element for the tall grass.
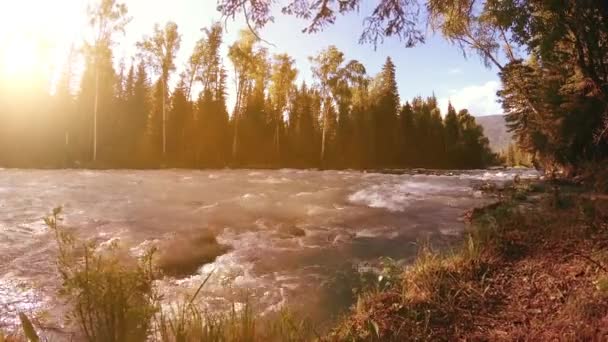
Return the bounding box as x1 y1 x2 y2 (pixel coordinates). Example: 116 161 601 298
328 182 541 341
38 207 317 342
47 207 158 342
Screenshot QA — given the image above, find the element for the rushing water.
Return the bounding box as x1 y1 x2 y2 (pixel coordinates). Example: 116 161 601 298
0 168 538 331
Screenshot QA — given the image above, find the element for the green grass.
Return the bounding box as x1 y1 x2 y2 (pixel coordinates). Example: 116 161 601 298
47 207 158 342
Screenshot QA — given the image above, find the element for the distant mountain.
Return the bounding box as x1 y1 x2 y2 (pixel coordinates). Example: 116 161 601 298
475 114 512 152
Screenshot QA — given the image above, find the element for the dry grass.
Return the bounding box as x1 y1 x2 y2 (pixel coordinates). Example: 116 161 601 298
328 181 608 341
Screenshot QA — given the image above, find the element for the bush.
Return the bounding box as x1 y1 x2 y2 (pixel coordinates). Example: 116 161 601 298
43 207 316 342
46 207 158 342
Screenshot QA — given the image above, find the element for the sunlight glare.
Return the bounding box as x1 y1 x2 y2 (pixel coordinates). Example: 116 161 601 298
0 0 85 87
1 39 40 79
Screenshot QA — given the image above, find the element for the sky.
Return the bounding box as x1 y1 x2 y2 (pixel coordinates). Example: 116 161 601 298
0 0 503 116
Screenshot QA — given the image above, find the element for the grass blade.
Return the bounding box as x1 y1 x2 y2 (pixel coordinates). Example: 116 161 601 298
18 313 39 342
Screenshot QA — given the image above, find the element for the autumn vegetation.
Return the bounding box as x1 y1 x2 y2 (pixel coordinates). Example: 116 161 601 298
327 181 608 340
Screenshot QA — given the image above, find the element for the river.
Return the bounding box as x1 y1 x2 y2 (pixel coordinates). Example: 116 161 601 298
0 168 538 332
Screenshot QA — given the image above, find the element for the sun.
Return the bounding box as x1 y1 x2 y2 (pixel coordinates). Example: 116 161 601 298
0 0 86 86
0 38 42 80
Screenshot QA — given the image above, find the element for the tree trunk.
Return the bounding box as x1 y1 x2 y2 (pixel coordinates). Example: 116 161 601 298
321 108 327 165
232 112 239 162
231 75 242 164
275 118 280 163
93 66 99 162
162 79 166 158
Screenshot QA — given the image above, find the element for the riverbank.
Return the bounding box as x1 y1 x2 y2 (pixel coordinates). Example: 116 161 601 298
5 174 608 341
328 181 608 340
0 168 529 338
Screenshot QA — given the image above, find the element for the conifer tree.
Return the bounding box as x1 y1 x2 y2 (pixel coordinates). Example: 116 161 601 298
168 75 190 164
444 102 460 167
398 102 414 166
370 57 400 166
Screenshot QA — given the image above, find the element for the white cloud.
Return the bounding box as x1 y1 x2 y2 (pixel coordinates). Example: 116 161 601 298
438 81 501 116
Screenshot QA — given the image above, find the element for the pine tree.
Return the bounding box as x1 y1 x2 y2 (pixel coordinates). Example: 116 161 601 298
127 62 150 165
186 23 230 167
457 109 496 168
288 82 319 167
168 75 190 165
443 101 460 167
399 102 415 166
371 57 400 166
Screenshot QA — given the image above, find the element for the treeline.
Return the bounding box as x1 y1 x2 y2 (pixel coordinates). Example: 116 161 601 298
0 1 496 170
219 0 608 176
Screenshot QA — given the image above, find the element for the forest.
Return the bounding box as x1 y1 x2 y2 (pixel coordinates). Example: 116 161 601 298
0 8 496 170
217 0 608 177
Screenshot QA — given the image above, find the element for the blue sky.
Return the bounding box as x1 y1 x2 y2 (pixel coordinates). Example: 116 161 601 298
0 0 503 116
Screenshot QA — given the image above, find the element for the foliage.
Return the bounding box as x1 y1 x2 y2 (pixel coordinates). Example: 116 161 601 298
501 142 532 167
137 21 182 158
46 207 158 342
217 0 424 47
218 0 608 175
329 182 608 340
18 207 317 341
85 0 131 162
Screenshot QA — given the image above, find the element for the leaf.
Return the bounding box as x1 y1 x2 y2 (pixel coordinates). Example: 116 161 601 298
19 312 39 342
370 319 380 338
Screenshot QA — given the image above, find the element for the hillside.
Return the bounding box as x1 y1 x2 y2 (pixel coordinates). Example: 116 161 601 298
475 114 512 152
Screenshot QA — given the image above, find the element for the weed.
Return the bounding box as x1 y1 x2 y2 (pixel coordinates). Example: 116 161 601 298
46 207 158 342
595 275 608 296
41 207 317 342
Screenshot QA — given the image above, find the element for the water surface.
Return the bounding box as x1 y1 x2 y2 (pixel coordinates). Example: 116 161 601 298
0 168 538 330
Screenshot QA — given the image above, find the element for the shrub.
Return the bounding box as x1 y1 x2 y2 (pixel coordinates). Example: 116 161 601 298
44 207 316 342
46 207 158 342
